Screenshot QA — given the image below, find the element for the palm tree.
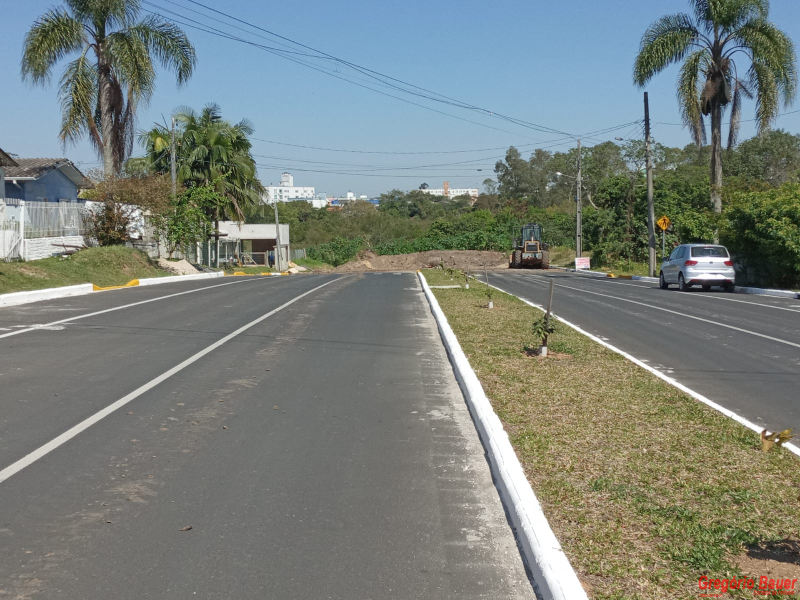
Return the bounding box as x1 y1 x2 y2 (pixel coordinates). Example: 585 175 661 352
22 0 195 175
634 0 796 212
140 103 264 220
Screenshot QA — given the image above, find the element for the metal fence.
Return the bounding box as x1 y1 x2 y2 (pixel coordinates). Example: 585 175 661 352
0 217 22 261
3 199 87 239
291 248 306 260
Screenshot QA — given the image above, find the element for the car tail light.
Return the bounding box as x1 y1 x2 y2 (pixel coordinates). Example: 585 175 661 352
724 260 733 266
684 260 698 266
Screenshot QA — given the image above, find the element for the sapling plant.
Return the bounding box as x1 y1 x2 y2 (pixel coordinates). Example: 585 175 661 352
525 316 557 357
463 269 470 289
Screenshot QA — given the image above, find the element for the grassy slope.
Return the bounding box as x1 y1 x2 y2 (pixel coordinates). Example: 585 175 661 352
424 268 800 600
0 247 169 294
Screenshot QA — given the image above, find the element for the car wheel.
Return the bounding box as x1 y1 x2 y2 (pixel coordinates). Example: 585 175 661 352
702 285 711 292
678 273 691 292
659 272 669 289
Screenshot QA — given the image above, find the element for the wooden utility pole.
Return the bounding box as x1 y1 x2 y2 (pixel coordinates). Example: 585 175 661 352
576 139 582 258
644 93 656 276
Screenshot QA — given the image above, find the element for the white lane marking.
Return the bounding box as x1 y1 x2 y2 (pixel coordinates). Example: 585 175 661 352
0 277 279 340
0 278 338 485
552 281 800 350
566 276 800 313
488 282 800 458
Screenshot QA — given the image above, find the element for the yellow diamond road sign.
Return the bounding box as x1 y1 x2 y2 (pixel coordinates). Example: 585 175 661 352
657 215 671 231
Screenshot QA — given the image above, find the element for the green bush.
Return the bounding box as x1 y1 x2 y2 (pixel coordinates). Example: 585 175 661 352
306 236 363 266
722 184 800 288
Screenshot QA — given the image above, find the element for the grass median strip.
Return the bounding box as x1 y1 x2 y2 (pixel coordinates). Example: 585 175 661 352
423 268 800 600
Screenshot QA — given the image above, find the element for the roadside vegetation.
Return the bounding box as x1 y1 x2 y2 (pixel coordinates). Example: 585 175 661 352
244 130 800 289
0 247 167 293
423 268 800 600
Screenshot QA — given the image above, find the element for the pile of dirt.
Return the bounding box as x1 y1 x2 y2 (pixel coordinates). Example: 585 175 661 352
157 258 199 275
334 250 509 272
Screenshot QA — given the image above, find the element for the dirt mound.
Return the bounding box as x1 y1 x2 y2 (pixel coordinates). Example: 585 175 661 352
334 250 509 272
157 258 199 275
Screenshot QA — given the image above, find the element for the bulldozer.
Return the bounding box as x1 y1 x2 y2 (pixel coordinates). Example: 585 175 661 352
509 223 550 269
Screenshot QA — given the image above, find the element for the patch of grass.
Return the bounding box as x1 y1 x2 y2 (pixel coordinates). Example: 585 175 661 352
222 265 276 275
0 246 169 294
423 268 800 600
292 257 334 271
597 259 651 277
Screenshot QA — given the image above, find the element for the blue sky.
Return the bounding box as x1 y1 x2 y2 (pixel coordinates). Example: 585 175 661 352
3 0 800 196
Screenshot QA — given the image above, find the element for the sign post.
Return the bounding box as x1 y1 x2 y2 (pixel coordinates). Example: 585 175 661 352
574 257 591 270
656 215 671 260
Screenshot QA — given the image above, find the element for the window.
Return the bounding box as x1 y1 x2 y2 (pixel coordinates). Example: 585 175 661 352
691 246 728 258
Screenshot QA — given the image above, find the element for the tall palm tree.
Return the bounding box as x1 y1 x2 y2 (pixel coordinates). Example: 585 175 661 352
22 0 195 175
140 103 264 220
634 0 796 212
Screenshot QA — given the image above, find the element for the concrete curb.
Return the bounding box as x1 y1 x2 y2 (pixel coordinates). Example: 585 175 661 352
418 271 589 600
488 282 800 460
0 272 225 308
734 285 799 299
0 284 94 308
138 272 224 286
549 266 799 297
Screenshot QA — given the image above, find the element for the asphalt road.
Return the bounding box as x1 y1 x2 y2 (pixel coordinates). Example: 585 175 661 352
491 270 800 434
0 274 534 599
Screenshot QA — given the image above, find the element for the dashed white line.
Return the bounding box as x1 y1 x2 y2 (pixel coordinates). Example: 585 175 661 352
0 278 339 485
0 277 280 340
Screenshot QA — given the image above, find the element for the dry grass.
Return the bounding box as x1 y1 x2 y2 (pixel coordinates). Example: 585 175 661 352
424 268 800 600
0 247 168 294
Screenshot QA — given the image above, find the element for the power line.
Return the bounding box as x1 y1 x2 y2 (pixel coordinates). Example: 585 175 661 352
656 108 800 127
147 0 577 138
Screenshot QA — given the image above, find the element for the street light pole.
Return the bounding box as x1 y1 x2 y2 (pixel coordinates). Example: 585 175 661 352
576 138 582 258
273 196 283 272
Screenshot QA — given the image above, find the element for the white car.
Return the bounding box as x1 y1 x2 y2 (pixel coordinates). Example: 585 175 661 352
659 244 736 292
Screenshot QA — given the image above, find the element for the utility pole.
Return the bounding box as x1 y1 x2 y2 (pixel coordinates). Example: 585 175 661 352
170 117 177 197
644 92 656 277
576 139 582 258
273 196 283 272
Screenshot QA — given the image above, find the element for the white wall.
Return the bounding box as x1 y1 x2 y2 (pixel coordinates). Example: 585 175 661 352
22 235 85 261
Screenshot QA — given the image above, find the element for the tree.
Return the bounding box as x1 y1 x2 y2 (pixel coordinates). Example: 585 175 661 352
140 104 264 253
634 0 797 212
725 129 800 186
495 147 536 199
22 0 195 175
482 178 497 195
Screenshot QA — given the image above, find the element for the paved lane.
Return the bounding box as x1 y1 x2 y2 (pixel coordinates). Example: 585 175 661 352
0 274 533 599
492 270 800 433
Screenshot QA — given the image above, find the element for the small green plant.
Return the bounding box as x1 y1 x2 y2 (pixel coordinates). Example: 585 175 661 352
524 315 557 355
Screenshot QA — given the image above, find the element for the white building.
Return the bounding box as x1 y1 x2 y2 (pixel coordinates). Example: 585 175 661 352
419 181 479 200
264 172 315 204
327 191 370 207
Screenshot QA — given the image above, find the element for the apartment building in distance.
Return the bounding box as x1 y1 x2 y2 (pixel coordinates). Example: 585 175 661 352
264 172 315 204
419 181 479 200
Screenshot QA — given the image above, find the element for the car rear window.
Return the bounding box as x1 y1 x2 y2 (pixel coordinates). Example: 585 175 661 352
691 246 729 258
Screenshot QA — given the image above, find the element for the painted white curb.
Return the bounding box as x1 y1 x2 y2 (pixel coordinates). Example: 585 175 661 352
0 284 94 308
418 272 588 600
550 266 799 298
734 285 799 299
138 271 224 286
488 282 800 459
